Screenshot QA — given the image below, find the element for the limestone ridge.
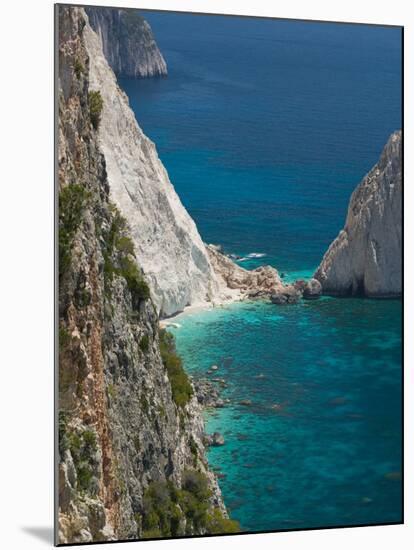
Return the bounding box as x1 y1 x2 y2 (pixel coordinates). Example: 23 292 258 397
57 6 229 543
314 131 402 297
86 7 167 78
83 11 228 318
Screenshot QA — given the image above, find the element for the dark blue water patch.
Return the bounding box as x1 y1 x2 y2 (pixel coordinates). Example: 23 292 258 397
171 298 402 531
127 13 401 169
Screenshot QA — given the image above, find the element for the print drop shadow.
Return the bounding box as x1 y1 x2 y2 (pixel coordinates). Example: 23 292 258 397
21 526 54 544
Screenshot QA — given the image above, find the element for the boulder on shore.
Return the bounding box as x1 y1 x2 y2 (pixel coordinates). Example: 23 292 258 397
303 278 322 299
204 432 225 447
270 285 301 305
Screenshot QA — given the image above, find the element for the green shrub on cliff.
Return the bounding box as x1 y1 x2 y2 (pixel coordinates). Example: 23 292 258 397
119 256 150 302
181 469 210 499
189 436 198 465
59 184 90 279
142 481 181 537
116 236 135 256
59 416 99 494
159 329 193 408
141 470 240 538
177 470 211 531
205 508 240 534
74 58 85 78
58 411 69 456
68 428 98 493
59 326 71 351
88 90 103 129
139 334 150 353
102 204 150 305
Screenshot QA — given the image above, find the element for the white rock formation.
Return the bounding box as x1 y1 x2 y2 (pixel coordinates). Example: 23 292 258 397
314 131 402 297
86 7 167 78
84 18 226 317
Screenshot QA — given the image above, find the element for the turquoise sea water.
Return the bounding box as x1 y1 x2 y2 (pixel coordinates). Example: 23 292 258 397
169 298 401 530
119 12 402 530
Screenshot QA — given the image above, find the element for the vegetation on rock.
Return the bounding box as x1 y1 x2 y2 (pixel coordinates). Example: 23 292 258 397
88 90 104 129
58 326 71 351
59 412 99 494
141 470 240 538
59 184 90 279
159 329 193 408
119 255 151 303
74 58 85 78
139 334 150 353
102 205 150 305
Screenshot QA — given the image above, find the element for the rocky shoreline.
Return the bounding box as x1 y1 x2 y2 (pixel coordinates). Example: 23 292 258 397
207 244 322 306
192 377 228 448
191 363 290 452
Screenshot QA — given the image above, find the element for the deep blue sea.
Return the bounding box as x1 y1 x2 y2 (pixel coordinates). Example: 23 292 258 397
119 12 402 531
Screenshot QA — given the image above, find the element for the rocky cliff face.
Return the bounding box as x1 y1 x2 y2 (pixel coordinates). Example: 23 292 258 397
86 7 167 78
314 131 402 297
57 7 234 544
83 15 228 318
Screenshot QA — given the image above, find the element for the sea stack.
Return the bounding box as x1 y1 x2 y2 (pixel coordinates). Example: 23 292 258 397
314 131 402 297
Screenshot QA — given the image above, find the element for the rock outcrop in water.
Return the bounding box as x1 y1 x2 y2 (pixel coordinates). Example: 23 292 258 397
57 7 237 544
303 278 322 299
86 7 167 78
207 244 302 303
314 131 402 297
207 244 282 297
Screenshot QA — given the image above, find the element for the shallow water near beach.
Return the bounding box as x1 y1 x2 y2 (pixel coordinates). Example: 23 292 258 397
170 299 402 530
119 12 402 531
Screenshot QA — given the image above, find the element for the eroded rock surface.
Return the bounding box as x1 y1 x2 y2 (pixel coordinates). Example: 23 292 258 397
86 7 167 77
207 244 304 304
314 131 402 297
84 17 226 318
303 278 322 300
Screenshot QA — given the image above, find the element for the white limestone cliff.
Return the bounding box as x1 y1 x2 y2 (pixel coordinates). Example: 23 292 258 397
86 7 167 78
84 18 226 317
314 131 402 297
